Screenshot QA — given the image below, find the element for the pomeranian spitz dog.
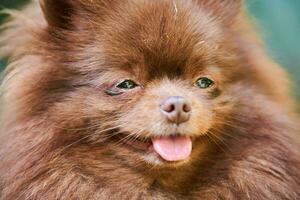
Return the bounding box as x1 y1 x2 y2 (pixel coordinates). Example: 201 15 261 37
0 0 299 199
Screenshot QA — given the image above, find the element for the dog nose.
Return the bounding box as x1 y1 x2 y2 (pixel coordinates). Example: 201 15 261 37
160 96 191 124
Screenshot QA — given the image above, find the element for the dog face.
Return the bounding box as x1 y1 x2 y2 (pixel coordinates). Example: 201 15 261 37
9 0 253 168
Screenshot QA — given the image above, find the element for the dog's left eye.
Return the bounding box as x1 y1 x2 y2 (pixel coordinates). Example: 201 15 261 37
195 77 214 89
116 80 138 90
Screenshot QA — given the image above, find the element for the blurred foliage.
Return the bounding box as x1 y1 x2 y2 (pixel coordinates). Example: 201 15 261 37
0 0 27 9
0 60 5 70
246 0 300 104
0 0 29 70
0 0 299 107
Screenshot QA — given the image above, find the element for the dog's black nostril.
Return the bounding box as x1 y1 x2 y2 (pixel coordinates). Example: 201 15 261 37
183 103 191 113
160 96 192 124
162 104 175 113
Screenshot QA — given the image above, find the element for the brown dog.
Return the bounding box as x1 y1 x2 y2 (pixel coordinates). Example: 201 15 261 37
0 0 299 199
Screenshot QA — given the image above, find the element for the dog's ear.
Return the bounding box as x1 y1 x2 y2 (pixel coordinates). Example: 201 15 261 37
40 0 75 28
196 0 242 24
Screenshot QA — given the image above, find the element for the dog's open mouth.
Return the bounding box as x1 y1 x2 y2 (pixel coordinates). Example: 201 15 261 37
120 134 192 162
151 136 192 162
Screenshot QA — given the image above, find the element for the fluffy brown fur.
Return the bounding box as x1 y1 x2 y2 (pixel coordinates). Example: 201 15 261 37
0 0 299 199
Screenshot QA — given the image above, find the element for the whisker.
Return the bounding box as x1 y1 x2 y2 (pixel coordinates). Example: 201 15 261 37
209 126 240 141
113 130 141 147
113 127 146 148
206 131 228 154
58 125 124 153
209 131 233 154
52 117 120 131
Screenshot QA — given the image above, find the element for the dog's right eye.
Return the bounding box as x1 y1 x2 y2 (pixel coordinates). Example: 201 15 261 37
116 80 139 90
106 79 139 96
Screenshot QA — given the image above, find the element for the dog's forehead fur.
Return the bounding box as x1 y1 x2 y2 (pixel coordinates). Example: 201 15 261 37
80 0 228 77
43 0 241 81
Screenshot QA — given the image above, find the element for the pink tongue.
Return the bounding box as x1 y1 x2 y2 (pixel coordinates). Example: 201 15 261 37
152 136 192 162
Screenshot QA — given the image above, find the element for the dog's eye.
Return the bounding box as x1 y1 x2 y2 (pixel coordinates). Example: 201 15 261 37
195 77 214 89
116 80 138 90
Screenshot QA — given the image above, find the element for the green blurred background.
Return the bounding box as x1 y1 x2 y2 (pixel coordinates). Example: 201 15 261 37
0 0 299 109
